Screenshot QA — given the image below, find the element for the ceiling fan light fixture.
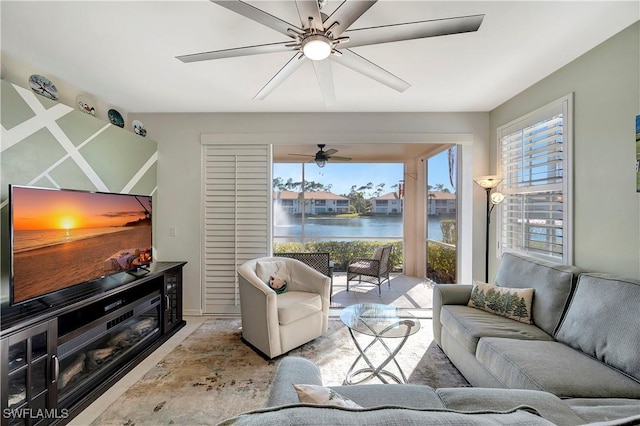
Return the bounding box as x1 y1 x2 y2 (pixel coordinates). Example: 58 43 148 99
316 159 326 168
302 35 332 61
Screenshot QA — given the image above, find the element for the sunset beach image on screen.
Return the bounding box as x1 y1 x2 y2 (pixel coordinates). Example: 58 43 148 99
10 186 152 304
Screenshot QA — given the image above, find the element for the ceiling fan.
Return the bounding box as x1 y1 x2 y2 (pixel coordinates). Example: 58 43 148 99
177 0 484 104
289 144 351 167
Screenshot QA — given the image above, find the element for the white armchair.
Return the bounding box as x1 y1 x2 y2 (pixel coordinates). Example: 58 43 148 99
237 257 331 359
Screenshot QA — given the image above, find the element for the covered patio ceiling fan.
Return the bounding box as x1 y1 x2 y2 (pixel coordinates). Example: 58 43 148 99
177 0 484 104
289 144 351 167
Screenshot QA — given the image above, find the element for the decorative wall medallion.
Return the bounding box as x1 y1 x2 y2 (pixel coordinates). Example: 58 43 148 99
132 120 147 137
28 74 59 100
76 94 96 116
108 109 125 127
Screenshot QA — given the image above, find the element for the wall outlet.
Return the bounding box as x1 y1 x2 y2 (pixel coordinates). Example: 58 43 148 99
169 226 177 237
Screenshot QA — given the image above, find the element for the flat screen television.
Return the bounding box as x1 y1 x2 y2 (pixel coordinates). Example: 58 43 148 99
9 185 152 305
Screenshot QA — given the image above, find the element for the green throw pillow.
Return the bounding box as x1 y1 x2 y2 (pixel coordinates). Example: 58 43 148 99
468 281 534 324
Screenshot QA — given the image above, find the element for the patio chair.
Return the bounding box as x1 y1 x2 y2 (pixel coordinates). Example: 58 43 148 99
346 246 393 295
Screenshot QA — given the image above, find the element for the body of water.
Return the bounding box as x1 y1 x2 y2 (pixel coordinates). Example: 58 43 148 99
13 227 130 252
273 215 453 242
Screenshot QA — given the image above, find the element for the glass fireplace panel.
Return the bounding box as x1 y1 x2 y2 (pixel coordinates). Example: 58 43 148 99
56 291 161 406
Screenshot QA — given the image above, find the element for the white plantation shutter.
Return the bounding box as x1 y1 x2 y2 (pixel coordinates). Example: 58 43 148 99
202 144 271 314
497 94 573 263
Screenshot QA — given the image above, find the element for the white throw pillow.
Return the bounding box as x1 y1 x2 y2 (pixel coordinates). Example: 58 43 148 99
256 260 289 283
293 384 362 409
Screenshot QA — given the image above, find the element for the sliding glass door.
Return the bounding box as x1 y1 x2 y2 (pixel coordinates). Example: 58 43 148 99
273 162 403 271
426 146 458 283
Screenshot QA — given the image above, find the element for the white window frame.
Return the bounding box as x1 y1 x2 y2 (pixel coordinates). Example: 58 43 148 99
496 94 573 264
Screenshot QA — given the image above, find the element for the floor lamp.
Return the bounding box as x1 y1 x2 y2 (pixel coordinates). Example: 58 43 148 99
474 175 505 283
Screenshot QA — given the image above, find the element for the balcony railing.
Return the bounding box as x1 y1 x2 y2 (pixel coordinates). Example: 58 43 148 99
273 237 456 284
274 239 403 272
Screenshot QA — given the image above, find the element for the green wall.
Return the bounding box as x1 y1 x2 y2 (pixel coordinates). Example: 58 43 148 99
0 80 157 304
490 22 640 280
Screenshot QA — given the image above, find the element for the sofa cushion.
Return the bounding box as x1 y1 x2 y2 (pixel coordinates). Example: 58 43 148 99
276 291 322 325
476 337 640 398
494 253 582 336
468 281 534 324
563 398 640 423
329 384 444 409
219 405 556 426
436 387 585 425
555 273 640 382
440 305 553 354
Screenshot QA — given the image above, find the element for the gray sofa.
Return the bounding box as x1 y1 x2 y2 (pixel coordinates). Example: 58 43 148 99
219 253 640 425
219 356 640 425
433 252 640 400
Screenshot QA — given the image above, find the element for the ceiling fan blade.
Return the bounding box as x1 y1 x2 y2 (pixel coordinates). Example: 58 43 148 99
254 55 307 100
344 14 485 48
294 0 323 31
312 60 336 105
323 1 377 38
177 42 293 63
330 49 410 92
288 153 314 157
328 155 352 161
211 0 302 36
323 148 338 156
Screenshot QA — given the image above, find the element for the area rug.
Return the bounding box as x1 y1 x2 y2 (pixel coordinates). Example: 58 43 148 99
91 317 468 425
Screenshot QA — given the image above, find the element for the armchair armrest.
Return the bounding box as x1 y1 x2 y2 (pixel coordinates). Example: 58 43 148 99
237 264 280 356
434 284 473 306
238 263 276 295
432 284 473 347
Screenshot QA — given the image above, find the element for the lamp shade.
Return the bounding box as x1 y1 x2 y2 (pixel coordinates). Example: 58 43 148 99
490 192 505 205
474 175 503 189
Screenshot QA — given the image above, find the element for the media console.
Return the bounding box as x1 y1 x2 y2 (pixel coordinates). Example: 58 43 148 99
0 261 186 426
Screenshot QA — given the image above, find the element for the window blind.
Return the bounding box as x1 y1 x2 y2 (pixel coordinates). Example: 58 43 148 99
497 95 572 263
202 144 270 315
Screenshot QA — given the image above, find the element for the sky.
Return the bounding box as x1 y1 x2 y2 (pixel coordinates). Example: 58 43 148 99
273 149 455 196
12 187 151 230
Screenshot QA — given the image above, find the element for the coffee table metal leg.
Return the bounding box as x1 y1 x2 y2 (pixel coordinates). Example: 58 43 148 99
343 321 415 385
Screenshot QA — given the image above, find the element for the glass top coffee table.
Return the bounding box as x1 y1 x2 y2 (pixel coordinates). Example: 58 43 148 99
340 303 421 385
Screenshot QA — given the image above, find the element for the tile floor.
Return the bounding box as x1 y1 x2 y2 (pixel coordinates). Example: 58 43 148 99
330 272 435 309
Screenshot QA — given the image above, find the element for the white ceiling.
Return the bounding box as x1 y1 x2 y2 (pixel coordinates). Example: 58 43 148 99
1 1 638 114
